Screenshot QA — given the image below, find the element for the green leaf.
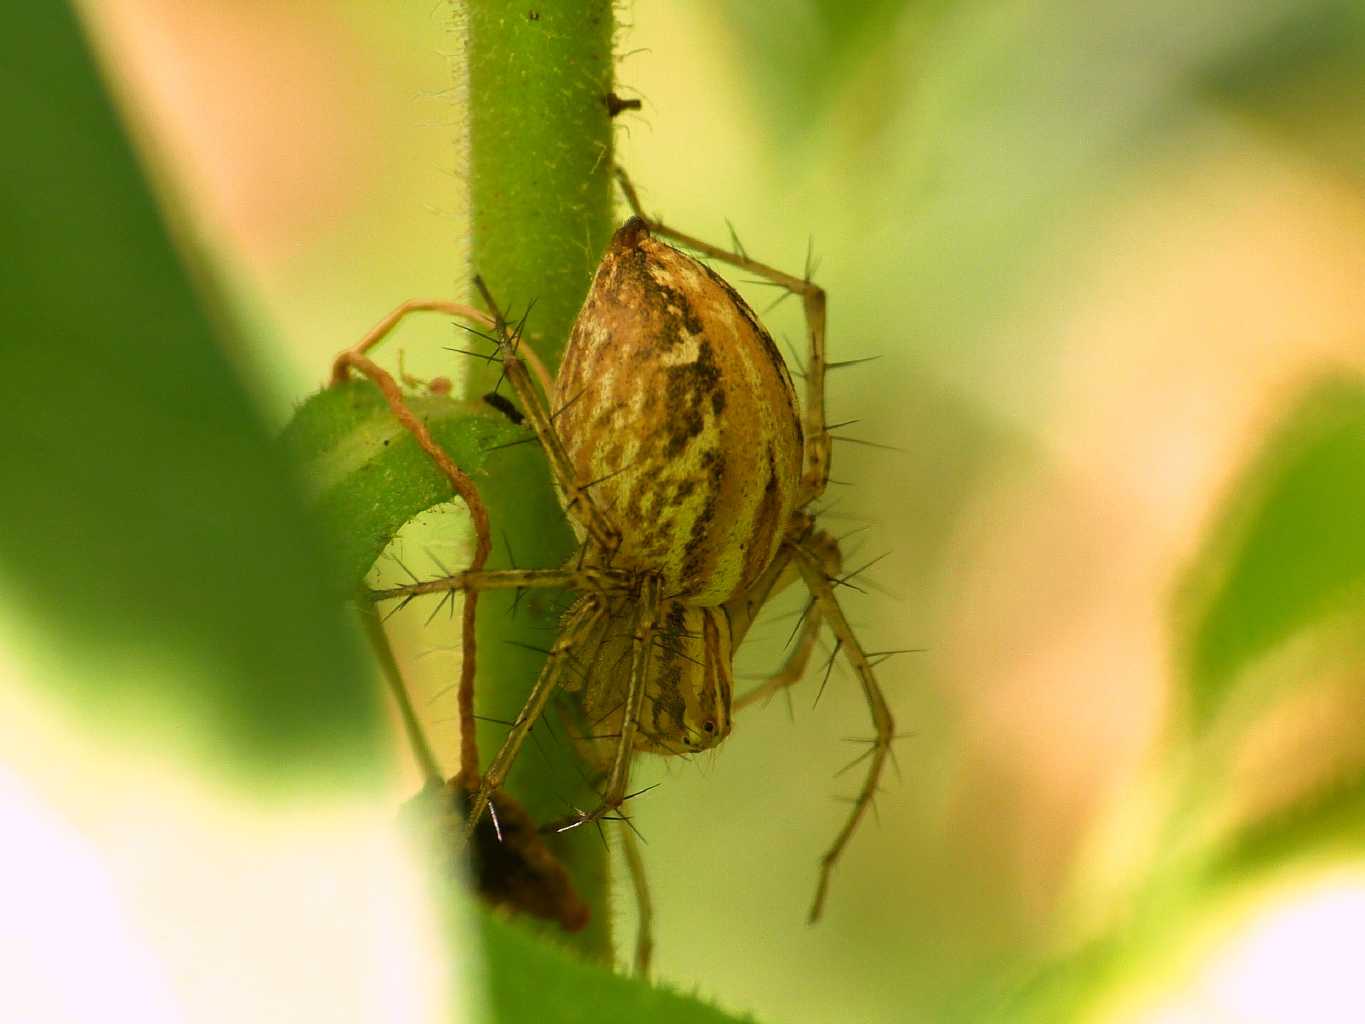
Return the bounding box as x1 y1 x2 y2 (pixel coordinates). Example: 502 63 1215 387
996 377 1365 1022
1176 375 1365 725
282 382 545 591
994 767 1365 1024
0 3 379 778
478 910 759 1024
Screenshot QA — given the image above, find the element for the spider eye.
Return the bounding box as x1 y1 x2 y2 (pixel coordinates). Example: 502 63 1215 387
702 720 715 734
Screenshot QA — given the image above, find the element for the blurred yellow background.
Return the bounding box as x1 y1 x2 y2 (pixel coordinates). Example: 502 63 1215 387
58 1 1365 1021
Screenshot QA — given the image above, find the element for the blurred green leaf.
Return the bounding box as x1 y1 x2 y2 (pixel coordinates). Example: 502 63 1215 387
997 376 1365 1021
1202 0 1365 100
1177 376 1365 724
1209 766 1365 884
1201 0 1365 182
0 3 378 777
995 766 1365 1023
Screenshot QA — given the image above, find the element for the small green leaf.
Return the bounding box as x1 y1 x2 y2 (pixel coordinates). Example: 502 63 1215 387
283 383 539 591
1176 376 1365 724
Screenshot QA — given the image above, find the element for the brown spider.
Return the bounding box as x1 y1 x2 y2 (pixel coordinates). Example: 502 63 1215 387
336 172 896 955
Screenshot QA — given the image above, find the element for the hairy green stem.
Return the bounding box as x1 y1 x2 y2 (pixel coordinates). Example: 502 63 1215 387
462 0 617 960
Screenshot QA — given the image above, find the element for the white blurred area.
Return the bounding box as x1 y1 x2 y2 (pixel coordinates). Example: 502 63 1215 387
0 637 466 1024
1116 869 1365 1023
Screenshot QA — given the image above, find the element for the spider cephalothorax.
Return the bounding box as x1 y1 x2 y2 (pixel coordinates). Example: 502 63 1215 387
567 593 736 756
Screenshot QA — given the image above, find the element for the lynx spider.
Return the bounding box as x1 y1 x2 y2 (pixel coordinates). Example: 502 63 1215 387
337 171 896 945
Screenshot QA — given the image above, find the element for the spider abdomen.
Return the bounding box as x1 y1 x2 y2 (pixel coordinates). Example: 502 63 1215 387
556 218 803 604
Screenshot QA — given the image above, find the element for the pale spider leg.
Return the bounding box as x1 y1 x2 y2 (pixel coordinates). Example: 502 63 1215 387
539 716 657 973
368 566 631 605
731 528 842 711
473 276 622 558
330 298 496 386
465 597 609 836
358 599 443 785
619 822 655 978
595 574 664 817
615 168 831 506
331 308 494 780
789 541 895 923
334 295 617 558
734 610 823 713
551 579 665 832
334 297 620 778
518 336 555 406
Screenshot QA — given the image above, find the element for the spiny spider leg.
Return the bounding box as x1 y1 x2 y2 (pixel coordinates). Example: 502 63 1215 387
573 574 663 826
551 715 657 977
732 528 843 712
338 294 621 563
333 295 624 782
369 566 632 605
330 297 491 387
466 597 610 836
615 167 831 505
473 276 622 559
734 608 823 713
788 541 894 923
331 298 496 779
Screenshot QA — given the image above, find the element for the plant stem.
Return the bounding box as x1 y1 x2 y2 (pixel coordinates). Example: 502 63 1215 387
462 0 617 960
465 1 616 380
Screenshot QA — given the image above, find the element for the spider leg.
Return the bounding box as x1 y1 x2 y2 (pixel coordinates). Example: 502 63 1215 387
473 276 622 559
599 575 663 811
334 298 624 785
368 566 631 604
619 822 654 978
788 541 894 923
331 297 494 387
466 597 609 835
729 528 843 711
358 599 442 785
546 574 663 836
333 293 620 578
615 167 830 505
734 608 823 713
331 299 497 779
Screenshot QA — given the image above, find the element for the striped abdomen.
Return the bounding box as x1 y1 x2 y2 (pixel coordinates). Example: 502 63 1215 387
555 218 802 605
